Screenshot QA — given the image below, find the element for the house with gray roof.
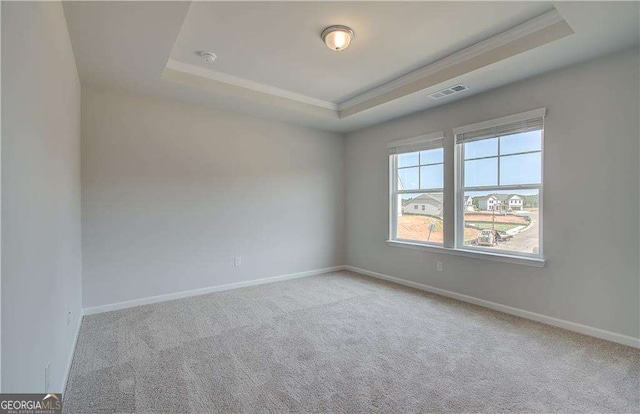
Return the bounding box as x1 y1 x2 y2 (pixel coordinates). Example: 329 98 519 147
402 193 444 216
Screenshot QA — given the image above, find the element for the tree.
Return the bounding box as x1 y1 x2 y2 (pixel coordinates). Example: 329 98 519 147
521 194 539 208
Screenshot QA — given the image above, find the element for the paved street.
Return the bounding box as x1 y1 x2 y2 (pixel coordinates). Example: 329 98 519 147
494 211 539 254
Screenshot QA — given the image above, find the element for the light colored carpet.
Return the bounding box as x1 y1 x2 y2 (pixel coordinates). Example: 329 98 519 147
64 271 639 413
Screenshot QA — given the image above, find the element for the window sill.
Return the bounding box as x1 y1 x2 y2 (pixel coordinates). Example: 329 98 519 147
386 240 546 268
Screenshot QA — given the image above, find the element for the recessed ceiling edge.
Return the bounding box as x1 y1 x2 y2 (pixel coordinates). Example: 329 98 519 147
338 9 573 118
163 8 573 121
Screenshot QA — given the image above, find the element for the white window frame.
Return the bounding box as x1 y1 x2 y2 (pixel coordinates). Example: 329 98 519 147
454 108 545 260
388 131 445 246
386 109 547 268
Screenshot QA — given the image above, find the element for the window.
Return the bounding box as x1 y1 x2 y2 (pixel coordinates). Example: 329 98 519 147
455 109 544 258
389 132 444 245
387 109 546 267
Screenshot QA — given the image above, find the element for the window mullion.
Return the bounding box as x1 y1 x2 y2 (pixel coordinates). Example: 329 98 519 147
452 137 463 249
397 189 444 194
418 152 422 189
462 184 542 192
497 137 501 186
465 150 541 161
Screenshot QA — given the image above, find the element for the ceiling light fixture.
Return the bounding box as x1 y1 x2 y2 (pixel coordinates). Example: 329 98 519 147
200 52 217 63
321 25 354 52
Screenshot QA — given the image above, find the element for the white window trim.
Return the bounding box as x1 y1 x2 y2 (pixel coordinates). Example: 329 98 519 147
385 240 546 267
454 108 545 261
388 109 547 267
389 131 444 247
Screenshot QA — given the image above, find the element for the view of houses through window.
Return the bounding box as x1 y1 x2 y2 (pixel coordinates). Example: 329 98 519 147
460 129 542 256
462 190 540 254
397 192 444 243
391 118 543 259
396 189 540 253
395 145 444 245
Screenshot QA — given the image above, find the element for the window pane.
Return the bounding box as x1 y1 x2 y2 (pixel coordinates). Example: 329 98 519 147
462 190 539 255
420 148 443 164
464 138 498 159
500 131 542 155
464 158 498 187
397 152 419 168
398 167 419 190
396 192 443 245
420 165 443 190
500 153 541 185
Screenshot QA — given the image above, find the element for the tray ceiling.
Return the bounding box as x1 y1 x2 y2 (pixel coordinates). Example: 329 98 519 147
63 1 640 133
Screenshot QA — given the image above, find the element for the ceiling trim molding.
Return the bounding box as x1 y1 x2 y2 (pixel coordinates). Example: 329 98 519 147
163 65 338 118
164 8 573 121
337 9 572 117
165 59 338 111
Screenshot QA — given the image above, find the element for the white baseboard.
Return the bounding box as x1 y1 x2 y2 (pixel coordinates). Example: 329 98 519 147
344 265 640 349
62 314 83 395
82 266 344 316
80 264 639 348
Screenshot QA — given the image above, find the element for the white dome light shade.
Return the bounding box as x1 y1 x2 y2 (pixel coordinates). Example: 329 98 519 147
321 25 354 51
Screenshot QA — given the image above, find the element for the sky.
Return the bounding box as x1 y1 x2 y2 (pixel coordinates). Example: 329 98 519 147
397 131 541 191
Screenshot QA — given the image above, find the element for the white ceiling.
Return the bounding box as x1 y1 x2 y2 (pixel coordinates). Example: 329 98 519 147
171 2 553 103
63 1 639 133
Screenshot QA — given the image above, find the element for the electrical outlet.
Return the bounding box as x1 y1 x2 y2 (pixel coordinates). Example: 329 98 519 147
234 256 241 267
436 261 443 272
45 363 51 392
67 308 72 327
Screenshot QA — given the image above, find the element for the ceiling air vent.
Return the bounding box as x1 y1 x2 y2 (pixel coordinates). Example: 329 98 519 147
428 84 469 100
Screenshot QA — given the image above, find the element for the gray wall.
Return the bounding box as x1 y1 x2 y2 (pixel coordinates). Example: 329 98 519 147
1 2 82 392
345 48 640 339
81 87 344 308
